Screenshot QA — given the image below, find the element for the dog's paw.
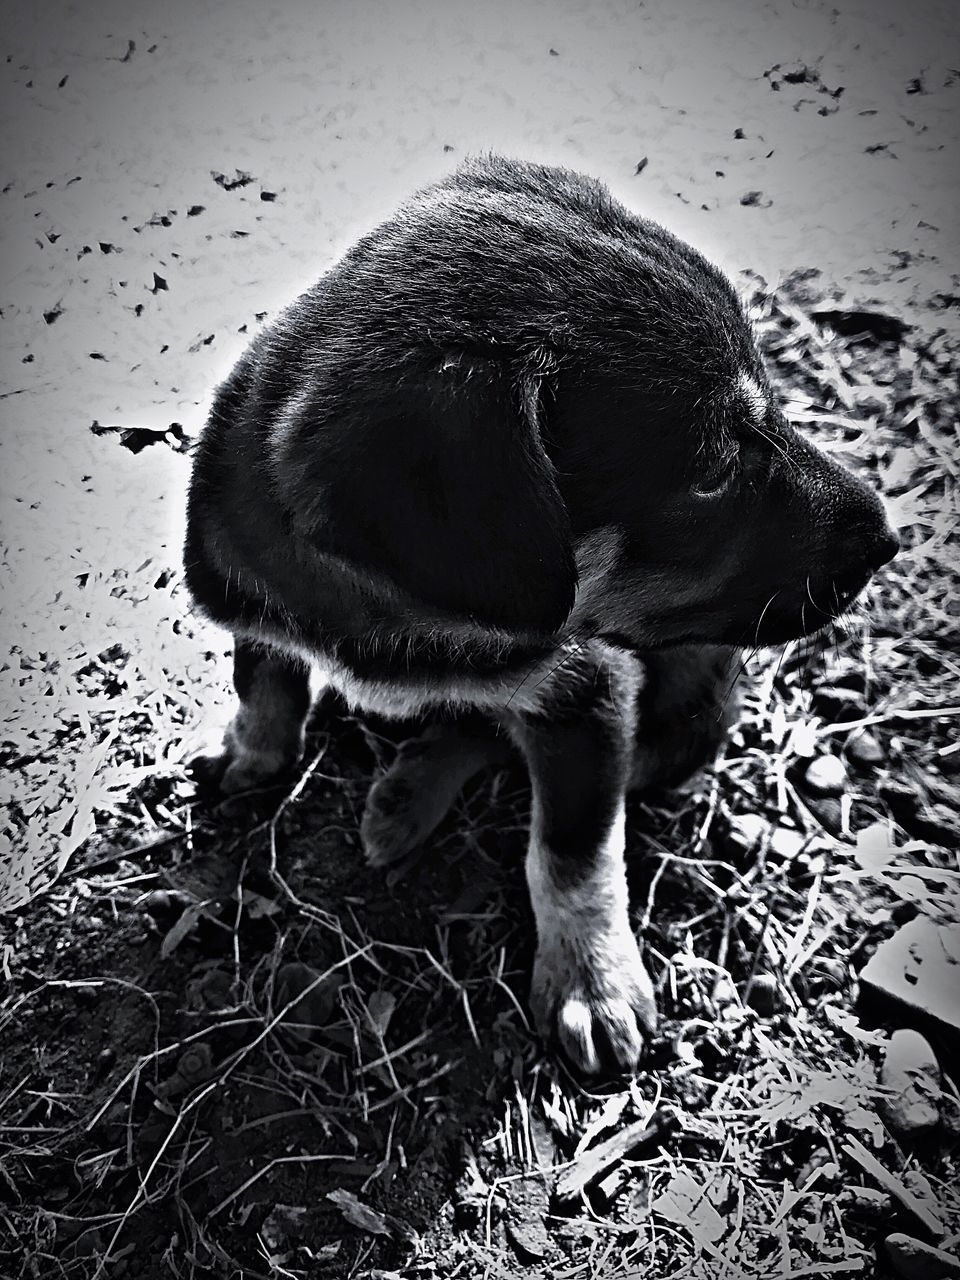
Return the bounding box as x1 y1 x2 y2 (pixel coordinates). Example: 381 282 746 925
189 704 306 796
530 928 657 1075
361 730 507 867
360 740 460 866
189 737 298 796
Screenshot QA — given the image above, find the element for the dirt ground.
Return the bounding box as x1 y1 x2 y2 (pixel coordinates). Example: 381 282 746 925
1 1 958 1276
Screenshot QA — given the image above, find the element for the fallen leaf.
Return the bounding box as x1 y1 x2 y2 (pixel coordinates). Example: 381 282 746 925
652 1169 727 1246
854 822 897 872
327 1189 393 1237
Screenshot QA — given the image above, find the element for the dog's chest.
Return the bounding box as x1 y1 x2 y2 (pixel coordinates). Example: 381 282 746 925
317 650 566 719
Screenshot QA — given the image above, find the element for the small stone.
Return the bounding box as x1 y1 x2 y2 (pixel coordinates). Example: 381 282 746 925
805 795 843 835
802 755 847 797
850 389 889 417
143 888 191 919
884 1233 960 1280
917 803 960 848
505 1217 549 1262
726 813 769 852
902 1169 943 1225
156 1042 214 1100
879 1028 942 1139
185 967 234 1012
769 825 807 861
177 1043 214 1085
94 1047 116 1076
878 779 919 823
745 973 780 1016
847 730 884 767
837 1185 893 1218
806 956 847 995
275 961 344 1040
813 683 867 721
143 889 172 916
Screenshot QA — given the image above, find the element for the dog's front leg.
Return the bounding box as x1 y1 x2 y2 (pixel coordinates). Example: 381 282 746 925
193 636 312 793
510 648 656 1074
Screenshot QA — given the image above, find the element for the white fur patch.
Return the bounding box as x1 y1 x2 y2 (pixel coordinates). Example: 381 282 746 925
525 797 657 1073
315 642 584 719
738 373 767 424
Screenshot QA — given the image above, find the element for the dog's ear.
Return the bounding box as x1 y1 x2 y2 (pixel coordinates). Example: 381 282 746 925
296 355 576 633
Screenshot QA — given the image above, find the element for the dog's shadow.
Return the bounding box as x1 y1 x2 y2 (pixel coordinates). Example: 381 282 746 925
168 688 554 1268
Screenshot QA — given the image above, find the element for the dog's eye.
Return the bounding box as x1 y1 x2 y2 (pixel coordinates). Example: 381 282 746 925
691 454 738 501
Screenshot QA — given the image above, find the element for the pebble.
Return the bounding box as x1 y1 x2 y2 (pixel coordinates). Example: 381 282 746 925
806 956 847 995
275 961 343 1038
726 813 769 852
902 1169 943 1224
846 729 884 767
884 1233 960 1280
802 754 847 796
918 803 960 848
94 1047 116 1077
804 795 843 836
851 390 889 417
879 1028 942 1140
505 1218 549 1262
143 888 172 916
185 967 233 1012
156 1042 214 1100
177 1043 214 1085
813 683 867 720
769 825 807 861
837 1185 893 1218
878 779 919 822
143 888 191 919
745 973 780 1016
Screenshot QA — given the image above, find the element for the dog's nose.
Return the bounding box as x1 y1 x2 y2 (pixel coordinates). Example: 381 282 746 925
869 528 900 570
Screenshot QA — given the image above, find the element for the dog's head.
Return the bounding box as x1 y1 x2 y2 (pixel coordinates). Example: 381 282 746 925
275 155 897 649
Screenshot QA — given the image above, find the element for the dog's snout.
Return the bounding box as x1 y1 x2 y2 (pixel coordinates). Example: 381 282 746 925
868 527 900 570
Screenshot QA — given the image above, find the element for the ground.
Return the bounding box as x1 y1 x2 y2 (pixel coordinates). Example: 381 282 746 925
1 1 958 1277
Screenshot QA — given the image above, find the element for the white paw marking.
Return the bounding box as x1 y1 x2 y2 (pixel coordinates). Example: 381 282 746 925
526 801 656 1074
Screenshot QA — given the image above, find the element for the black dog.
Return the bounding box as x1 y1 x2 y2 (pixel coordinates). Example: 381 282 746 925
184 156 897 1074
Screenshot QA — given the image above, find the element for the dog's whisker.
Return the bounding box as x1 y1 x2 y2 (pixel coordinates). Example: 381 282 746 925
747 420 799 475
753 591 781 648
